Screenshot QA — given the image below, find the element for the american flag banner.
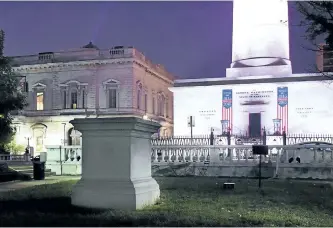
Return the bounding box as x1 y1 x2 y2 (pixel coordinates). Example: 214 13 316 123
222 89 233 133
277 87 288 133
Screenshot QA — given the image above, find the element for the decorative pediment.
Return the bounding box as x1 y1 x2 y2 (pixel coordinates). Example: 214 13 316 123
66 80 81 85
59 80 88 92
60 80 88 86
102 79 120 90
31 82 46 91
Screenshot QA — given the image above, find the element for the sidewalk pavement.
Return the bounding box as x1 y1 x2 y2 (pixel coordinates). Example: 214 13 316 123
0 176 81 193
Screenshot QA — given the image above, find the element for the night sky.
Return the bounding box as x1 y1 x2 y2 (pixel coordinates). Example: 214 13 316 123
0 1 317 79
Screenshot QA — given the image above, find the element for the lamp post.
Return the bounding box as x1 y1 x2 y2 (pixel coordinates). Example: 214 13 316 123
25 136 31 150
24 135 31 155
62 123 66 146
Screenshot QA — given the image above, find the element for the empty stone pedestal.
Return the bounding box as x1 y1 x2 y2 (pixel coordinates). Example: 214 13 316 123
69 117 161 210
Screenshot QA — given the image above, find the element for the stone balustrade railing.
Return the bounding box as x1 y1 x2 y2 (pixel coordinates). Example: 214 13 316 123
0 154 30 162
46 145 82 162
151 136 230 146
45 145 82 175
151 145 333 164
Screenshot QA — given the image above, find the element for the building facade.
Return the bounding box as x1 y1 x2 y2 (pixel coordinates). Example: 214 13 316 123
11 43 174 154
171 0 333 137
171 74 333 136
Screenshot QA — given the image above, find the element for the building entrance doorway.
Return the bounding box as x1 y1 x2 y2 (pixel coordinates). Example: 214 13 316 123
249 113 261 137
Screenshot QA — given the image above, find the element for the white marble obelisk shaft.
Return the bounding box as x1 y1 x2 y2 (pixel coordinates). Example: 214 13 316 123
227 0 292 77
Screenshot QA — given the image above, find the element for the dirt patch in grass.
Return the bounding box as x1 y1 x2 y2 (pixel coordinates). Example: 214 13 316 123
0 177 333 226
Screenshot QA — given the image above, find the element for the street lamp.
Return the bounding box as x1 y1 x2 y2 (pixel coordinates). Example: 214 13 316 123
24 134 31 153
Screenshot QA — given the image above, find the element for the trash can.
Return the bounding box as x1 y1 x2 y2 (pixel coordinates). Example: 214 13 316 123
32 156 45 180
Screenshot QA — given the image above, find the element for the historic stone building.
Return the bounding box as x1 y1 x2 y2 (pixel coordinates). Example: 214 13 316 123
11 43 174 154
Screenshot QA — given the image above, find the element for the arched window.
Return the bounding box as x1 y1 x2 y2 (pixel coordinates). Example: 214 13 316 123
68 128 81 146
31 123 47 153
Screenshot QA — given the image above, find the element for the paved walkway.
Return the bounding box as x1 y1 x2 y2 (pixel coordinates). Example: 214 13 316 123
0 176 80 193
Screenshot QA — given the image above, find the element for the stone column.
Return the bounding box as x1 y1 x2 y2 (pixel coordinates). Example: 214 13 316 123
70 117 161 210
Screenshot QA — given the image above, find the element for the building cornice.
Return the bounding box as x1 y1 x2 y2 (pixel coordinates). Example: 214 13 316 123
173 74 333 88
133 61 174 85
12 58 175 85
12 58 134 73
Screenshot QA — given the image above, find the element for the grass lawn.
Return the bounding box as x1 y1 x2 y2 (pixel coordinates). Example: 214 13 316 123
0 177 333 226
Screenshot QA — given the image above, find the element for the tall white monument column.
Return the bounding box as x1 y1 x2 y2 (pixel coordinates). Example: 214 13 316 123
227 0 292 78
70 117 161 210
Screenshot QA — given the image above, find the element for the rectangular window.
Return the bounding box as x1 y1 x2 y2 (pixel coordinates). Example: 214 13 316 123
36 92 44 111
71 92 78 109
82 91 85 109
144 94 147 112
152 97 155 114
161 98 165 116
63 90 67 109
108 89 117 108
137 90 141 110
158 100 162 116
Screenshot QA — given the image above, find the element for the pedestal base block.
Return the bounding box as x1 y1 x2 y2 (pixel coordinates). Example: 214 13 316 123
71 177 160 210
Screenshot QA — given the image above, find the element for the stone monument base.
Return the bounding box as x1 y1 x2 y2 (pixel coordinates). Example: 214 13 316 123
70 117 161 210
71 177 160 210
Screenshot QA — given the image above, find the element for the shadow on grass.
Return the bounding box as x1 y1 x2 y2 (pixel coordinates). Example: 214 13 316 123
0 197 100 214
0 196 223 226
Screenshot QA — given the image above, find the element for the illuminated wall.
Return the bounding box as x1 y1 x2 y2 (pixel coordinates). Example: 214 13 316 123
231 0 290 68
172 80 333 136
13 115 80 155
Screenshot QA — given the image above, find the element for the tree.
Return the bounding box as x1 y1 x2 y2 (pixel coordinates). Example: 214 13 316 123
297 2 333 49
0 30 26 153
